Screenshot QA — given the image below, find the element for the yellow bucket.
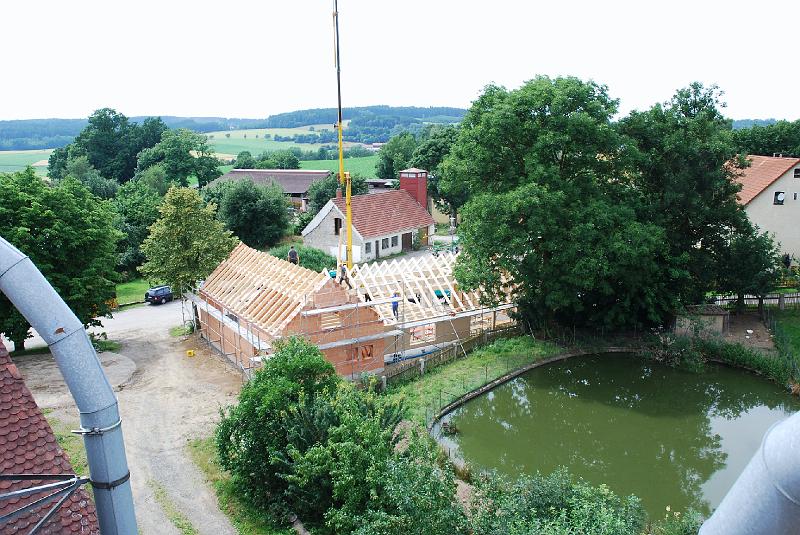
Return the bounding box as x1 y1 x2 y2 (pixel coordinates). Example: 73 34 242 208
186 350 196 357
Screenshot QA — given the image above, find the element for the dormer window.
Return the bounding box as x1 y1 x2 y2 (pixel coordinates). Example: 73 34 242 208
794 168 800 178
774 191 786 205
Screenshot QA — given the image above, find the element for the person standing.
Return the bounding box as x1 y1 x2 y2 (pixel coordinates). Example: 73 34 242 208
288 246 299 265
391 291 400 319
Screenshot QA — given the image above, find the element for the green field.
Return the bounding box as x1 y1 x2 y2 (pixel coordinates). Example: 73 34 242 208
206 123 355 158
0 149 52 175
299 155 378 177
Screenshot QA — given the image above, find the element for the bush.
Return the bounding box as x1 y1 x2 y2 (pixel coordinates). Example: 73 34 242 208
216 338 338 514
470 468 646 535
647 332 796 385
651 509 703 535
268 244 336 273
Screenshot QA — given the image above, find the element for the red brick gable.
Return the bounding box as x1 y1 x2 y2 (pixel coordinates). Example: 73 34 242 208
331 190 434 239
735 155 800 205
0 341 99 535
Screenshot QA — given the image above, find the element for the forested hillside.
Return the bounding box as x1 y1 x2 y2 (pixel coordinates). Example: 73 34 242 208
0 106 466 150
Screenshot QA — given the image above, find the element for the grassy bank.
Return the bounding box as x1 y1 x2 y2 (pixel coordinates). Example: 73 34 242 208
187 438 293 535
115 278 150 306
386 336 559 425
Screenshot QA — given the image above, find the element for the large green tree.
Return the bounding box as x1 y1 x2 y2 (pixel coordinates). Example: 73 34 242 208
410 125 460 213
619 83 749 304
0 169 121 349
306 172 369 214
448 77 677 329
140 187 237 293
62 155 118 199
212 178 290 249
137 128 221 188
114 179 162 276
376 132 417 180
48 109 167 183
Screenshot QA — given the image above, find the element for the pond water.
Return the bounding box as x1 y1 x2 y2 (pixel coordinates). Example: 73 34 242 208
435 353 798 517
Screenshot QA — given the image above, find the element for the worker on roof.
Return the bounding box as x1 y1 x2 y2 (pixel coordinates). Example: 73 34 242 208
288 246 299 265
392 292 400 319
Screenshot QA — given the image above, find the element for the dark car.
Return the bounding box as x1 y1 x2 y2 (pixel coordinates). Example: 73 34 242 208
144 285 173 305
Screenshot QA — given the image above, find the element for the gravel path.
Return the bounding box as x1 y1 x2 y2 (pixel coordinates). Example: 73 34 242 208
14 301 243 535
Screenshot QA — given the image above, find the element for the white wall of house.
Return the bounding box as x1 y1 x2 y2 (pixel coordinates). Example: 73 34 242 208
745 164 800 259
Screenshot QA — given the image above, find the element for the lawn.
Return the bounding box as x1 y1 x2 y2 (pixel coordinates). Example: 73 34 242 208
188 438 293 535
0 149 52 175
116 278 150 306
774 309 800 358
385 336 559 425
299 155 378 177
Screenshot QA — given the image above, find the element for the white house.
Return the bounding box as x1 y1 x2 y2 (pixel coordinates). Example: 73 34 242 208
735 155 800 260
302 189 435 262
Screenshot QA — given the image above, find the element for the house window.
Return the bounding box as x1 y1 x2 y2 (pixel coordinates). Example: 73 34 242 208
365 242 371 254
774 192 786 205
334 217 342 235
795 193 798 201
382 238 389 249
795 168 800 178
391 235 398 247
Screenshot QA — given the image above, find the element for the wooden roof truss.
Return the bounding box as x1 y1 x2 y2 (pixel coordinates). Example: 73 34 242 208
200 244 329 337
346 252 503 325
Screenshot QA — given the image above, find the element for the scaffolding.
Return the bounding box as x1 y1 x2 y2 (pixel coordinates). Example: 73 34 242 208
192 244 516 380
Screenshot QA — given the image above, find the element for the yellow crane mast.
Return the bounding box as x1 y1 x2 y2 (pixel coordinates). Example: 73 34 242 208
332 0 353 269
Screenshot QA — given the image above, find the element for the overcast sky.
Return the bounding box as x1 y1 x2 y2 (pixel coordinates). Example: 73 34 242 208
2 0 798 121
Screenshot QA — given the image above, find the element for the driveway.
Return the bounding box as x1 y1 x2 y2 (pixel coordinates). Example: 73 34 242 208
12 300 243 535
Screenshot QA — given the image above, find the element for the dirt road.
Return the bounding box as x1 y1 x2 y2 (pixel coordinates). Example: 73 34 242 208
14 301 243 535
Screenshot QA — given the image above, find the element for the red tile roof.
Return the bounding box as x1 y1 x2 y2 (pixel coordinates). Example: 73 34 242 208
332 190 434 239
210 169 331 194
0 341 99 535
735 155 800 205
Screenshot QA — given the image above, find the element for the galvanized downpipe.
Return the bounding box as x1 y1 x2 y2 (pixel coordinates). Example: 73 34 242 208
700 410 800 534
0 236 137 533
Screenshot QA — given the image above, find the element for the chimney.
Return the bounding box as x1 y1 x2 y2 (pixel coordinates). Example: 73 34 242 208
398 168 428 212
335 187 342 199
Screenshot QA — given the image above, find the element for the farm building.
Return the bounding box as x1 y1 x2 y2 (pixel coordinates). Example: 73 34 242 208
192 244 514 378
209 169 332 212
734 155 800 259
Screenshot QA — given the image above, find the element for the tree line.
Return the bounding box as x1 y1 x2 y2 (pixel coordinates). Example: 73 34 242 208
376 78 782 330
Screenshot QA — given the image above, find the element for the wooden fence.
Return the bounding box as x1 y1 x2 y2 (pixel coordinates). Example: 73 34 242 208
383 324 521 386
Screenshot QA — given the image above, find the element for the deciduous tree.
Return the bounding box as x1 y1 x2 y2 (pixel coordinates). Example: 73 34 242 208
214 179 290 249
0 169 121 350
137 129 221 188
114 179 162 275
376 132 417 180
140 187 237 293
306 172 369 214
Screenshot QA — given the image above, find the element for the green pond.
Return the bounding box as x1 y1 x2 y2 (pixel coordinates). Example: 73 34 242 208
435 353 798 517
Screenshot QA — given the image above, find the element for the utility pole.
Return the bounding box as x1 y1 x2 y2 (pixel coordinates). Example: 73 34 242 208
333 0 353 268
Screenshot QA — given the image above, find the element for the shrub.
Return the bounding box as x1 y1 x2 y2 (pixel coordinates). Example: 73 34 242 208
215 338 338 513
470 468 646 535
651 509 703 535
268 244 336 273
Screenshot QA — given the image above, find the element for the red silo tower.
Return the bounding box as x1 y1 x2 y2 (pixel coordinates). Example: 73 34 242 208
398 168 429 212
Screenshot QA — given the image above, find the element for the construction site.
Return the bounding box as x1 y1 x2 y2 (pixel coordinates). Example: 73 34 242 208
189 243 515 379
